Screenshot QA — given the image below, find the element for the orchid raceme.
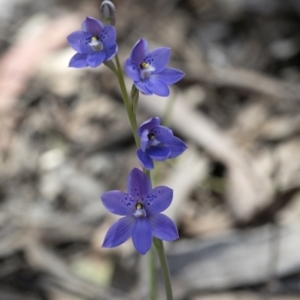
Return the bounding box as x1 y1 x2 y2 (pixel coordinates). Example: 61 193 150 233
124 38 184 96
101 168 178 255
67 17 118 68
137 117 187 169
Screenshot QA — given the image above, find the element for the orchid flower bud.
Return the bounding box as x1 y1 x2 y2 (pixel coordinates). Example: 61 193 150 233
100 0 116 26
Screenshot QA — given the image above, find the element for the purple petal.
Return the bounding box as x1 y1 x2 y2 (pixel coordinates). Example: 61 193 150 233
140 129 149 152
166 137 187 158
145 79 170 97
105 44 118 60
137 117 161 138
136 149 154 169
124 59 140 82
153 67 185 85
67 31 92 54
127 168 152 199
82 17 103 35
100 25 116 49
146 47 170 73
135 81 152 95
147 147 170 161
87 51 106 68
69 53 88 68
149 214 178 241
132 218 152 255
145 186 173 215
130 38 149 65
102 216 135 248
150 126 174 143
101 190 135 216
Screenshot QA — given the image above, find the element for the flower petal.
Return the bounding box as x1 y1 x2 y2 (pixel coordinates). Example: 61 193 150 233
100 25 116 49
82 17 103 35
102 216 135 248
147 146 170 161
67 31 92 54
165 136 187 158
101 190 135 215
130 38 149 65
140 129 149 152
146 186 173 215
150 126 174 143
135 81 153 95
149 214 178 241
132 218 152 255
146 47 170 73
145 79 170 97
124 59 140 82
127 168 152 198
105 44 118 60
87 51 106 68
137 117 161 138
69 53 88 68
136 149 154 169
153 67 185 85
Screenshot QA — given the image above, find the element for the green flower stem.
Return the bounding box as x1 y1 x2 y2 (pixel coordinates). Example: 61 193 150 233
153 237 173 300
130 84 139 114
114 54 139 147
104 60 117 75
162 94 176 128
149 245 157 300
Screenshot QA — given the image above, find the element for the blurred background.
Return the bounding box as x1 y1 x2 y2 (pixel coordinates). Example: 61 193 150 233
1 0 300 299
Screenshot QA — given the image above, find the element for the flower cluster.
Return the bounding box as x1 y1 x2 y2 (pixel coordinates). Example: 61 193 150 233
67 8 187 255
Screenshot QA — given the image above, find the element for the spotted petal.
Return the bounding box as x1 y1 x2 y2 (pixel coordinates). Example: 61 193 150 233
101 190 135 216
100 25 116 49
137 117 161 137
145 186 173 215
127 168 152 199
124 59 140 82
67 31 92 54
146 47 170 73
130 38 149 65
150 126 174 143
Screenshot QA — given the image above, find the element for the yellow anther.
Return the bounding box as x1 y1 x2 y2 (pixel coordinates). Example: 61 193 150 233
91 35 99 42
148 133 155 140
140 62 149 69
136 203 143 210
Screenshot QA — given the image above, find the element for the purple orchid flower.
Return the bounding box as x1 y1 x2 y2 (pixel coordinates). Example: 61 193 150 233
101 168 178 255
137 117 187 169
124 38 184 97
67 17 117 68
